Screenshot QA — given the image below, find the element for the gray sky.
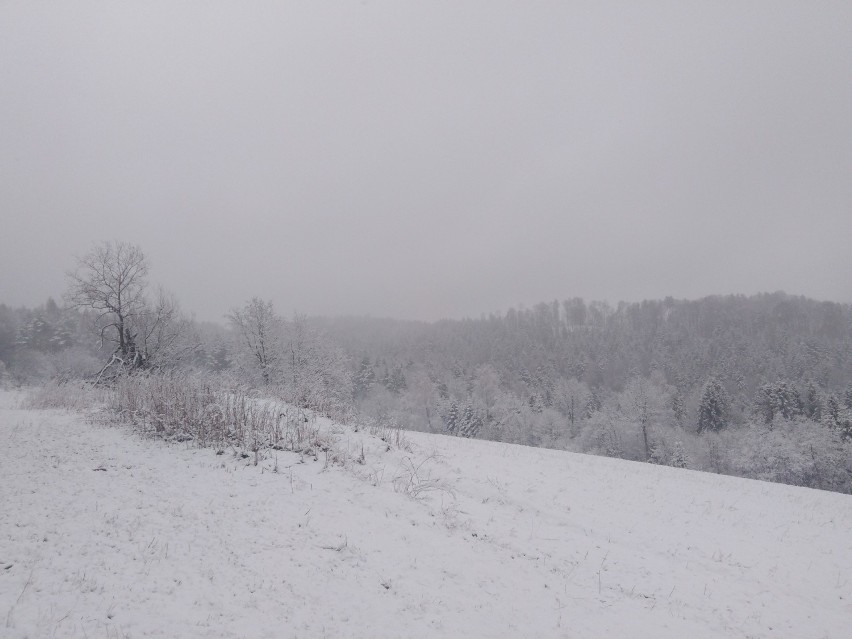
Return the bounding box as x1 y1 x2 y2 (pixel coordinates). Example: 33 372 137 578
2 2 851 321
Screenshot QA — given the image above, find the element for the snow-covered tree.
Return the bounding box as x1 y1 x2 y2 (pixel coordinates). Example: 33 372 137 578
401 369 440 432
552 378 590 428
734 418 851 492
472 365 501 419
670 440 689 468
228 298 282 385
672 392 686 427
621 377 654 460
282 313 353 417
443 402 459 435
386 366 407 394
585 389 602 418
697 377 728 434
354 356 376 398
582 409 623 459
804 382 823 421
756 381 803 425
459 402 483 438
66 241 192 380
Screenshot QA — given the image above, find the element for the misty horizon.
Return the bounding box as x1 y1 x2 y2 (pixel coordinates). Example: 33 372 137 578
2 2 851 321
4 276 848 327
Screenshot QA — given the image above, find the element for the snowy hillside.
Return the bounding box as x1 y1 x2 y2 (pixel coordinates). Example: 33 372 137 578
2 390 851 638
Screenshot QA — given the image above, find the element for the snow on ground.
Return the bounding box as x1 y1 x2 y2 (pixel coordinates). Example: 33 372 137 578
2 390 851 638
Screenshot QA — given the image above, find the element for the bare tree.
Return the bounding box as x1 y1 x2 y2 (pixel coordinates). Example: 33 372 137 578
282 313 352 416
227 298 282 385
66 241 192 380
134 287 195 370
626 377 652 461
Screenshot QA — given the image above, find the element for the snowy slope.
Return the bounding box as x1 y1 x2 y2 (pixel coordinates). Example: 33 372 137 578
1 390 851 638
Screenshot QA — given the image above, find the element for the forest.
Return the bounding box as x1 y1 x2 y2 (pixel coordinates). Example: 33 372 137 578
3 241 851 493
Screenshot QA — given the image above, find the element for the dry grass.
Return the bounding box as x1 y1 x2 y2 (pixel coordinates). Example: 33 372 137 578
26 373 425 480
104 373 339 465
22 379 106 411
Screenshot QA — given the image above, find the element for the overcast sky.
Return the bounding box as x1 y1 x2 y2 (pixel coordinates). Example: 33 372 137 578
2 2 851 321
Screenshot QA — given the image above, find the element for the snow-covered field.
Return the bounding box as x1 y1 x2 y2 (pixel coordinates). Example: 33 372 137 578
2 390 851 638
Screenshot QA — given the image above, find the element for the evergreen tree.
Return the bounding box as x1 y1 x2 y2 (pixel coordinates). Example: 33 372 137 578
698 378 728 434
672 393 685 427
379 364 391 389
459 403 482 438
444 402 459 435
207 341 231 372
804 382 822 421
585 390 601 418
388 367 407 394
670 441 689 469
841 414 852 441
757 381 803 424
528 392 545 413
827 395 841 426
354 356 376 398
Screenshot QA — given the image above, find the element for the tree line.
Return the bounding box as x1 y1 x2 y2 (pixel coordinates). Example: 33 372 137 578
2 241 851 492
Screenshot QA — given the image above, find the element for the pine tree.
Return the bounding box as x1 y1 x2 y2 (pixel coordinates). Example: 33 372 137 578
697 377 728 434
842 415 852 441
757 381 803 424
388 367 407 394
459 403 483 438
207 341 231 372
804 382 822 421
528 393 544 413
777 381 803 420
354 356 376 398
672 393 685 427
444 402 459 435
585 390 601 418
670 441 689 469
827 395 841 426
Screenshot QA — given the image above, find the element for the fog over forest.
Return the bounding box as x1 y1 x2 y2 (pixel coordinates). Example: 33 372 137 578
2 2 852 491
3 240 852 494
